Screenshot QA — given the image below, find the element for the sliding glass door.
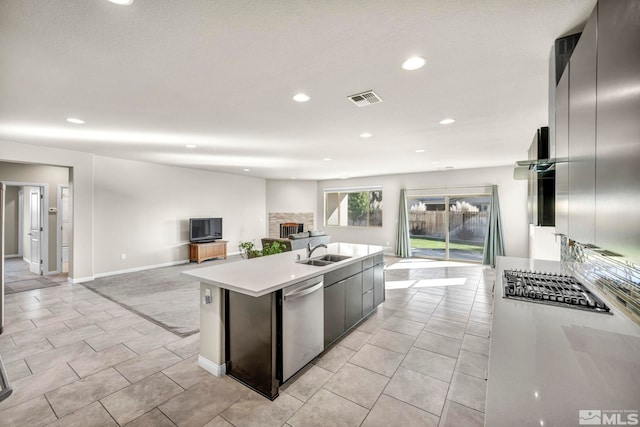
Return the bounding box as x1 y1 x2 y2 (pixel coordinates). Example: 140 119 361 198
408 194 490 262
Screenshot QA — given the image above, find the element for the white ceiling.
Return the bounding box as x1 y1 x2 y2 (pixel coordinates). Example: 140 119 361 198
0 0 596 180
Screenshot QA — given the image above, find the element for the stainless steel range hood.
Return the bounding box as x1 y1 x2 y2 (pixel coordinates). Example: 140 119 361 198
515 127 556 226
513 158 558 180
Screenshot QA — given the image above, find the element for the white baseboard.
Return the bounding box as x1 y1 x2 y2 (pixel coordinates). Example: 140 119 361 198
93 259 190 279
4 254 21 258
71 276 95 284
198 355 226 377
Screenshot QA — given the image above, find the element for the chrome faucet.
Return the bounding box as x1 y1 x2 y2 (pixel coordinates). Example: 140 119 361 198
307 242 327 258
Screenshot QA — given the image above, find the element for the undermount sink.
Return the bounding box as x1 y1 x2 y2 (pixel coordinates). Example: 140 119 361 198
297 259 333 267
315 254 352 262
296 254 352 267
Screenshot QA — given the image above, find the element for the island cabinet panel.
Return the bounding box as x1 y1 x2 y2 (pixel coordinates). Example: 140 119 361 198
362 267 374 315
226 290 279 400
345 273 363 330
323 255 386 347
373 263 385 307
324 261 362 286
324 280 346 347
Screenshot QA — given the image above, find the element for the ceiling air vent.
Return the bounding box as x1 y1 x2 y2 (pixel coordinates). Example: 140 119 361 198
348 90 382 107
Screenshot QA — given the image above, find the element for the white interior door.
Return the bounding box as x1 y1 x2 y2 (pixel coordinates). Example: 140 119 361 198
60 186 70 273
29 187 42 275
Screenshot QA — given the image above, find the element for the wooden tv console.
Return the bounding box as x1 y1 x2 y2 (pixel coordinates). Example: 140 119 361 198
189 240 227 263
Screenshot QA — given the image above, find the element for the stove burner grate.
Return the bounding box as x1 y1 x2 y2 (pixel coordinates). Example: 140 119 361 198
503 270 611 313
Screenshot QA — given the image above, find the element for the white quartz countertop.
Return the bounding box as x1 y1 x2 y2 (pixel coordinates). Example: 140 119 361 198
485 256 640 427
182 242 387 297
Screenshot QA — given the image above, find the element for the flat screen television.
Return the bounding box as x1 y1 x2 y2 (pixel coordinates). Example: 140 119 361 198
189 218 222 242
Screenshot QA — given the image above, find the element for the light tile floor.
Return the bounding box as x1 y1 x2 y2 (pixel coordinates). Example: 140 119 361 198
0 257 494 426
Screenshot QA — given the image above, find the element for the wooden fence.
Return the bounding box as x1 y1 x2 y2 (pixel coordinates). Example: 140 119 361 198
409 211 488 242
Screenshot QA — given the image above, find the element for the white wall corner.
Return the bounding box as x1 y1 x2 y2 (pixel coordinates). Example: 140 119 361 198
198 355 226 377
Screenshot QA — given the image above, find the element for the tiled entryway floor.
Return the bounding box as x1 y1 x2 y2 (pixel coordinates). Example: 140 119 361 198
0 257 494 426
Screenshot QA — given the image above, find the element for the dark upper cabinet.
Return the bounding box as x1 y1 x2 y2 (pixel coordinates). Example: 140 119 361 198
555 67 569 235
568 9 597 245
595 0 640 263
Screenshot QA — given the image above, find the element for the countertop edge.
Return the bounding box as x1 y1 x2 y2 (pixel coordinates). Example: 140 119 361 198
182 243 389 297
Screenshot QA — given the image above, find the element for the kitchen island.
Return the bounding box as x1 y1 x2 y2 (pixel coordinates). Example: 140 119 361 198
183 242 387 399
486 257 640 427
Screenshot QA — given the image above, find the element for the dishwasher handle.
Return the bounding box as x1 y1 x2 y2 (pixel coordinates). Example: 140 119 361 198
284 281 323 301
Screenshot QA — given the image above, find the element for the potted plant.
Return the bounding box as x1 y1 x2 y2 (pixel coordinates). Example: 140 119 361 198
239 240 284 258
262 241 284 256
238 241 261 259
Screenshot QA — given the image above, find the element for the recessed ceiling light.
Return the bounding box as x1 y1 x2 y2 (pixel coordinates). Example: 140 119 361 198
439 118 456 125
243 168 250 172
107 0 134 5
185 144 197 148
292 93 310 103
290 177 296 180
66 117 85 125
415 149 425 153
323 158 332 161
401 56 426 71
360 132 372 139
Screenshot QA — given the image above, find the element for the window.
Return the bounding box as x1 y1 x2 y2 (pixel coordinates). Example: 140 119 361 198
407 193 490 263
325 187 383 227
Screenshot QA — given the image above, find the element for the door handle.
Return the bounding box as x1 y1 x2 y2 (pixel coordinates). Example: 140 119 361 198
284 282 323 301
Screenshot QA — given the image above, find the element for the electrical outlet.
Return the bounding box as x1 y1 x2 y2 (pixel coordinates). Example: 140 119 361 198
121 253 126 260
203 287 212 304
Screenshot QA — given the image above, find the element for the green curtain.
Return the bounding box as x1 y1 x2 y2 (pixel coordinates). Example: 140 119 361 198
483 185 505 266
396 188 412 258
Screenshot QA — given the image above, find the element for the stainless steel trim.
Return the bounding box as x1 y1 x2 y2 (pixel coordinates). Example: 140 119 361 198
284 282 323 301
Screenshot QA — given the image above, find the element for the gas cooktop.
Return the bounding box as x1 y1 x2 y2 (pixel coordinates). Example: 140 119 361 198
503 270 611 314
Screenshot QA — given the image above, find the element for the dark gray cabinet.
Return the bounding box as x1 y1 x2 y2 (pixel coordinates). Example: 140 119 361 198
226 290 278 399
373 263 385 307
595 0 640 263
323 255 385 347
362 267 374 315
345 273 363 330
323 280 345 347
568 9 597 245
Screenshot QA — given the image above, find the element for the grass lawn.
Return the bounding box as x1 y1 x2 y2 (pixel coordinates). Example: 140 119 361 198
410 237 483 252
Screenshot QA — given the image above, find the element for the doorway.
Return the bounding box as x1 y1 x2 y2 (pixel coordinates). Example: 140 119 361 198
407 194 491 263
3 183 46 274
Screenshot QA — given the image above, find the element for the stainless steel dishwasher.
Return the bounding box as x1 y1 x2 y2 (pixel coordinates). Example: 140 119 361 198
282 276 324 382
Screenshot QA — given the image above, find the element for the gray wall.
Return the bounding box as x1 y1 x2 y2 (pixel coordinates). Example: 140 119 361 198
93 155 267 275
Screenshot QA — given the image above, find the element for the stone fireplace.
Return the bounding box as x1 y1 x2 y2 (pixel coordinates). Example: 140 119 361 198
268 212 314 238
